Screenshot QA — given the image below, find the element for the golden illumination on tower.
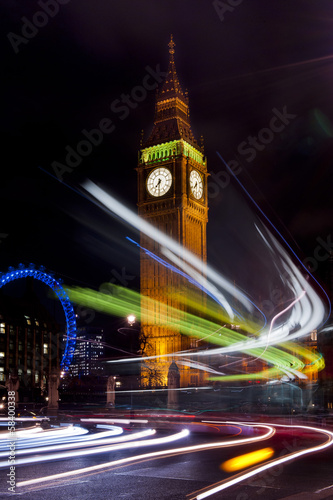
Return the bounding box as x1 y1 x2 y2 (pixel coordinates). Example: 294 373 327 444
137 35 208 387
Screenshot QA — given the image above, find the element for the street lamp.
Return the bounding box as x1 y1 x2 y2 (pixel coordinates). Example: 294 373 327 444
127 314 136 326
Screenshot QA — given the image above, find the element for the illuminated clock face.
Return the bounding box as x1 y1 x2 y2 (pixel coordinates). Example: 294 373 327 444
147 167 172 197
190 170 203 199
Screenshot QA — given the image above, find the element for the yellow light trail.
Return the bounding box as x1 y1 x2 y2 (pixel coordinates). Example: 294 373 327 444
17 424 274 489
66 284 324 382
221 447 274 472
190 423 333 499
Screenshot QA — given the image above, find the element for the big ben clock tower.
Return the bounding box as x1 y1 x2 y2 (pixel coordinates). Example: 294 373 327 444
137 36 208 387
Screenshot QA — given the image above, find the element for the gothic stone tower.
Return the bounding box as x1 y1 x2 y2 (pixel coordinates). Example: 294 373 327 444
137 36 208 387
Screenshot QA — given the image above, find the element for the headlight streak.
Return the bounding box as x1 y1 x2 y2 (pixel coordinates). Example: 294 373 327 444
176 359 226 377
266 290 306 349
189 422 333 500
217 151 331 325
6 431 164 468
67 181 327 384
105 387 213 394
16 428 190 487
216 290 307 382
160 246 261 324
16 424 274 489
67 284 319 382
0 429 157 467
82 180 328 348
0 417 49 422
126 237 248 321
0 425 89 450
1 426 44 441
80 418 149 425
82 180 258 319
0 425 133 460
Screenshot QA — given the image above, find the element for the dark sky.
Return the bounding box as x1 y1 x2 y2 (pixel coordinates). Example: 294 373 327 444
1 0 333 301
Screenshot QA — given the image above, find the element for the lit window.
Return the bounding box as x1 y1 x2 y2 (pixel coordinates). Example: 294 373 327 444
0 323 5 334
35 320 39 327
43 344 48 354
0 352 4 358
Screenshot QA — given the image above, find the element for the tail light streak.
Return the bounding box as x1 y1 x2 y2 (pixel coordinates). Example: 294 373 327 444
16 423 274 489
189 422 333 499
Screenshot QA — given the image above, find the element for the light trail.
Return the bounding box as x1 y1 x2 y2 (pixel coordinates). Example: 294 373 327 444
221 446 274 472
0 425 90 451
16 421 331 498
82 180 257 319
0 427 158 461
217 151 331 326
127 237 256 327
0 417 48 422
64 180 327 384
267 291 306 346
104 386 212 395
67 284 320 382
16 423 274 489
82 179 328 348
16 428 190 487
80 418 148 425
0 429 159 468
189 422 333 499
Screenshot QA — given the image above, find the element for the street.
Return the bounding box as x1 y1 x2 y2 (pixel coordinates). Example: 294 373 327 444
1 415 333 499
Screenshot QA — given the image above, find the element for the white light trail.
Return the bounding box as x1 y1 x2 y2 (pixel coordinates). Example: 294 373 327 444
16 424 274 489
80 180 328 385
0 425 131 460
80 418 148 425
0 417 49 422
190 423 333 499
82 180 258 319
17 429 190 488
104 386 212 394
0 425 89 451
0 429 157 468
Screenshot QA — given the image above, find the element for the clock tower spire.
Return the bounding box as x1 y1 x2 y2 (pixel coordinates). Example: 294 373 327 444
137 36 208 388
143 35 201 152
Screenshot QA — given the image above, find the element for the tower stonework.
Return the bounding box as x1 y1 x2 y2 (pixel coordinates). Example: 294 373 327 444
137 36 208 387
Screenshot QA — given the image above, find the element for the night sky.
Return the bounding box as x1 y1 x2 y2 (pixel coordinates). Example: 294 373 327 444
1 1 333 305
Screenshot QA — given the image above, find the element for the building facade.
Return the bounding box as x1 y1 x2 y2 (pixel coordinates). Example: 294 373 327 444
0 278 62 402
70 326 104 377
137 36 208 387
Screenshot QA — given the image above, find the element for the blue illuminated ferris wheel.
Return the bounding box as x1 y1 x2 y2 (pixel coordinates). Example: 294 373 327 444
0 264 77 371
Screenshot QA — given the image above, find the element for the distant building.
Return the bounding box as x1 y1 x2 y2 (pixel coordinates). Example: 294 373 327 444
70 326 105 377
0 278 62 401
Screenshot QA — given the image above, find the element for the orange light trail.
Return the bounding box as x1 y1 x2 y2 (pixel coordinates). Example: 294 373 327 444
221 447 274 472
